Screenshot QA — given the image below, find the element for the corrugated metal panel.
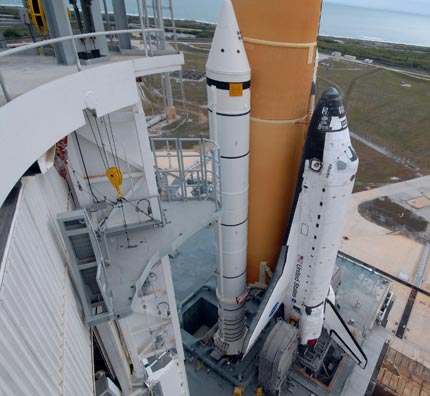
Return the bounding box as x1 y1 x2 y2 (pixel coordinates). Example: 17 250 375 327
0 169 93 396
63 275 93 396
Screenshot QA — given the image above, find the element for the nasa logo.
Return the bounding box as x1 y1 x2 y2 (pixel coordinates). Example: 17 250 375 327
269 302 279 318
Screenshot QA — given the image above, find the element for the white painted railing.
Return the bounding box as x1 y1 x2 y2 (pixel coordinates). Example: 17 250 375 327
0 28 162 101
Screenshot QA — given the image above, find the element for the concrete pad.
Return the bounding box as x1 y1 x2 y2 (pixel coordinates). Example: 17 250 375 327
408 196 430 209
343 326 389 396
340 178 430 282
340 176 430 372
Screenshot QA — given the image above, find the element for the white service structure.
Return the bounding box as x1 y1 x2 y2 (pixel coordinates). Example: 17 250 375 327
206 0 251 356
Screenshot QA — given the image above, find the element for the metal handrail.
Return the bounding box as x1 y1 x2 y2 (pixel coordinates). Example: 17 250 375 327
100 193 166 236
0 27 163 102
0 28 162 58
150 137 221 211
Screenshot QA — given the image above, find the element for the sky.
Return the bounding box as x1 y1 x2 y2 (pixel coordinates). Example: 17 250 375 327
326 0 430 15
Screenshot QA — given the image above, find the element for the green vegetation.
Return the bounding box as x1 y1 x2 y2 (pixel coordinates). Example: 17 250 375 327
317 60 430 172
3 27 28 39
0 6 50 40
319 36 430 72
0 5 19 17
352 140 418 192
358 197 428 234
163 19 215 38
0 6 27 39
127 16 215 38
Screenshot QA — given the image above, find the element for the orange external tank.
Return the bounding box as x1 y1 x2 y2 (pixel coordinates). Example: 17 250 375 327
232 0 323 283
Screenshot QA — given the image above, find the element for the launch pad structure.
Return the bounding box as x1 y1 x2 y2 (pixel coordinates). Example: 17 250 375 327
0 1 400 396
15 0 186 119
171 226 392 396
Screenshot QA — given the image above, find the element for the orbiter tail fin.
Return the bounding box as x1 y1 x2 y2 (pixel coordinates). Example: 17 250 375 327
325 299 368 369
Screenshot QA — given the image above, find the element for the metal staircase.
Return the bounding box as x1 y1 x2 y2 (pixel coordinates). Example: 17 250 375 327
58 209 114 325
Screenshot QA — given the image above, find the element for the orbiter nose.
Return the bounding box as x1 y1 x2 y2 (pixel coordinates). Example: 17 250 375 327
304 87 349 164
317 87 346 121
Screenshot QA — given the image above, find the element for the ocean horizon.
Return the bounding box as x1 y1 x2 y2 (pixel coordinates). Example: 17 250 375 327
1 0 430 47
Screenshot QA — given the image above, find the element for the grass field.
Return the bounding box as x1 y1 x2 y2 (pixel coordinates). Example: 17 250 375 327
352 140 419 192
318 61 430 168
316 59 430 186
317 60 430 169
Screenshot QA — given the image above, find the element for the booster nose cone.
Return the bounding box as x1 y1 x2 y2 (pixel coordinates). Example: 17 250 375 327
206 0 250 82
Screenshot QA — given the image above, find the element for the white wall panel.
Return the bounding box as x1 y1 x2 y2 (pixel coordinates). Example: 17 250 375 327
0 169 93 396
0 54 185 208
0 60 140 208
63 276 93 396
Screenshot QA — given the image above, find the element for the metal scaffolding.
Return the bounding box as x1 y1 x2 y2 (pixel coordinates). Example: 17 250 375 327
135 0 185 120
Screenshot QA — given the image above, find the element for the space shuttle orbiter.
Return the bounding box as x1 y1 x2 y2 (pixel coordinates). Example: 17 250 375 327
242 88 367 369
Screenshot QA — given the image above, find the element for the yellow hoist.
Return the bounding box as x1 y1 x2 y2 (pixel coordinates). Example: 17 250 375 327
106 166 124 199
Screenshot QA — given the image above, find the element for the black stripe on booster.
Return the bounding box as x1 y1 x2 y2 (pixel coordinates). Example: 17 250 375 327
221 218 248 227
222 268 247 280
223 305 246 312
221 151 250 160
207 77 251 91
208 108 251 117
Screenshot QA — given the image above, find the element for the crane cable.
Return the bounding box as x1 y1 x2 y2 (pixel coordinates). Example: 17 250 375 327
106 115 155 219
84 111 109 170
105 114 121 170
80 112 151 248
102 116 119 170
98 113 136 248
92 112 111 169
73 131 100 203
86 111 125 201
108 114 121 169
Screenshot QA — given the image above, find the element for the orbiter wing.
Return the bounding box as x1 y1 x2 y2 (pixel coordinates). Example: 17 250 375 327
241 195 302 356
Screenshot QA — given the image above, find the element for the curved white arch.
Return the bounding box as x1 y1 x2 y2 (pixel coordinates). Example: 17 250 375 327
0 54 184 207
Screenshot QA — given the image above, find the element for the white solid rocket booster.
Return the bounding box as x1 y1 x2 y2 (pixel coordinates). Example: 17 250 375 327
206 0 251 356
